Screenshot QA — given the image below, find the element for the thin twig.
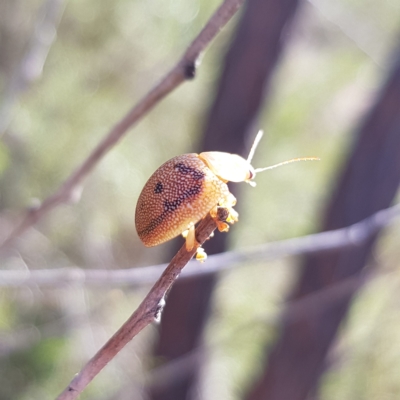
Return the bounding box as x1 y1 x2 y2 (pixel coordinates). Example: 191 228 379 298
1 203 399 288
0 0 245 251
56 214 217 400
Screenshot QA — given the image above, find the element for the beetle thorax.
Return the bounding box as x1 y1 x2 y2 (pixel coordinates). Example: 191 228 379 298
198 152 254 183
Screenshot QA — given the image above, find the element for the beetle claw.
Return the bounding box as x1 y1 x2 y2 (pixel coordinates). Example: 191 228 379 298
226 207 238 223
195 247 207 262
216 221 230 232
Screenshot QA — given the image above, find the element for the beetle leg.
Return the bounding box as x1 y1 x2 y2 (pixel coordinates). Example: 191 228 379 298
209 191 238 231
183 224 207 260
184 222 197 252
195 247 207 262
220 192 237 208
210 206 230 232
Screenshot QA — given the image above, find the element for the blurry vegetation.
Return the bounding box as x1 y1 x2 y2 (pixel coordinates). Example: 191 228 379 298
1 0 400 399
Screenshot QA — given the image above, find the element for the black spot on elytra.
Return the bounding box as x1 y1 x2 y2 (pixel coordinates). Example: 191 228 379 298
138 180 203 238
154 181 163 194
174 163 205 180
138 161 206 239
162 184 202 213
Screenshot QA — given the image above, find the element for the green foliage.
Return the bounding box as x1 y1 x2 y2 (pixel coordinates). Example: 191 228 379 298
0 338 66 400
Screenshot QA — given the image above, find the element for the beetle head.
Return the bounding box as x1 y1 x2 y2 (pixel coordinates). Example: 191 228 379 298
199 130 319 186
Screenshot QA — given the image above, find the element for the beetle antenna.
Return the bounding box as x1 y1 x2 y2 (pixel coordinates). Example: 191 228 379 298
254 157 320 173
247 130 264 164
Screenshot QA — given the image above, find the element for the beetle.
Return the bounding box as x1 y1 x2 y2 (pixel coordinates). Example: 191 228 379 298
135 131 318 260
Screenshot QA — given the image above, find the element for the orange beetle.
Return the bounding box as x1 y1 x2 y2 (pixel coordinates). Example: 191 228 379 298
135 131 318 260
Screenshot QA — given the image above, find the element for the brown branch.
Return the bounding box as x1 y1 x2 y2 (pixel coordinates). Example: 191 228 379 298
0 0 245 251
56 214 217 400
147 269 372 392
1 203 399 288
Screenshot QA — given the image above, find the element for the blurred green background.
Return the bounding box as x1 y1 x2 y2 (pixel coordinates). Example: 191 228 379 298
1 0 400 399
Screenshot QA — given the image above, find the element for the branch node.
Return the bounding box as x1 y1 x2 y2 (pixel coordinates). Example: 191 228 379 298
184 62 196 79
27 198 42 213
155 295 167 323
